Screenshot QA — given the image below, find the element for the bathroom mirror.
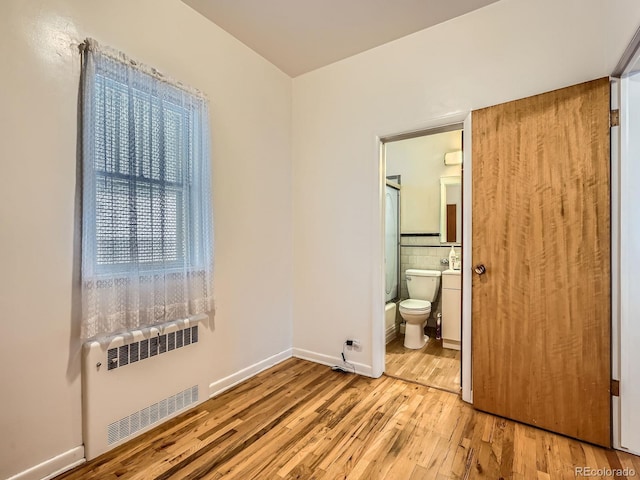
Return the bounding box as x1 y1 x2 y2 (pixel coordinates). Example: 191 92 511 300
440 176 461 244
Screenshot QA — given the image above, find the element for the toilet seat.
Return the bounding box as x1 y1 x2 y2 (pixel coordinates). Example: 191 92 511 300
399 299 431 314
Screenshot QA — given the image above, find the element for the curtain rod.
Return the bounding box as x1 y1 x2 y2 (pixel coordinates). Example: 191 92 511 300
79 38 208 100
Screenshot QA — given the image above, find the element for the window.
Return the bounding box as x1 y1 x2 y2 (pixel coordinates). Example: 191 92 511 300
94 76 188 270
81 39 214 339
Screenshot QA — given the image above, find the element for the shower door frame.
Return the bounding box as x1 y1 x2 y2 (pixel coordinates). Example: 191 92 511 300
384 181 401 303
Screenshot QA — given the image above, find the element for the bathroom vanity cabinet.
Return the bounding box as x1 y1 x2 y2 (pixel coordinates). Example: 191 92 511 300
441 270 461 350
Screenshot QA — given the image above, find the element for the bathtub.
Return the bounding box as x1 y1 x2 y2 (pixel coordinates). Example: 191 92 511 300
385 302 397 344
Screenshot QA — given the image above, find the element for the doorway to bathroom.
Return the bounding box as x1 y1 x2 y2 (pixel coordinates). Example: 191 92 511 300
382 124 463 394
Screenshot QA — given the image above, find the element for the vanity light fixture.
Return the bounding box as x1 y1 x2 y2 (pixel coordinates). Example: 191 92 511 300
444 150 463 165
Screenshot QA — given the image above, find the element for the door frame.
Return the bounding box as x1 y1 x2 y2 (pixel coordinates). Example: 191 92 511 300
611 77 623 454
611 27 640 455
373 112 473 403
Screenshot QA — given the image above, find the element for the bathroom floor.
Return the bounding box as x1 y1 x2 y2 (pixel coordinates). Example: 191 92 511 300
385 334 461 393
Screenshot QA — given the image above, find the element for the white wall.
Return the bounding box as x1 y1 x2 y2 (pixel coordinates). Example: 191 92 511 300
291 0 640 376
386 131 462 234
0 1 292 478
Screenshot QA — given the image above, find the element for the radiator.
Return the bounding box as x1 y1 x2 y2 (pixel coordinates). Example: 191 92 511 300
82 314 209 460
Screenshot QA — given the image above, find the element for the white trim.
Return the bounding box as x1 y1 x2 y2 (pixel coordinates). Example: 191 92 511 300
611 78 620 383
208 348 292 398
370 112 469 378
6 446 85 480
442 339 461 350
461 113 473 404
619 72 640 457
610 78 622 451
612 26 640 77
293 348 373 377
370 137 386 379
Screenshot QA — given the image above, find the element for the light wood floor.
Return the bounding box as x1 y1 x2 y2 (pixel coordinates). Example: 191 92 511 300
56 358 639 480
385 335 461 393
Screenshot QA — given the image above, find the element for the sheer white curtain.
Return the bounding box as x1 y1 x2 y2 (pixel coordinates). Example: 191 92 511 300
81 39 214 339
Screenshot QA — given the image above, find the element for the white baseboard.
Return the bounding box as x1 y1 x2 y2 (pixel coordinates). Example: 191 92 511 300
292 348 373 377
209 348 293 398
7 446 85 480
385 325 396 344
442 339 461 351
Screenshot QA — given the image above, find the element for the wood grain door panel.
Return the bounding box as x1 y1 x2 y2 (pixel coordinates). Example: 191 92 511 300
471 78 611 446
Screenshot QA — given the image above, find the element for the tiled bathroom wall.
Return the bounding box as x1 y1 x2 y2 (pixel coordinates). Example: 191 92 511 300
398 235 461 327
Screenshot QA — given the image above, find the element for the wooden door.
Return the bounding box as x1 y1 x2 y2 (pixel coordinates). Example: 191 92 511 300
471 78 611 447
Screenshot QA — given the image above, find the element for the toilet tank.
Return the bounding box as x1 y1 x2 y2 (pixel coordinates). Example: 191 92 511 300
406 269 441 302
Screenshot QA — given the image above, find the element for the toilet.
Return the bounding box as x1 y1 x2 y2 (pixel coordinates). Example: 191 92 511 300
399 269 441 349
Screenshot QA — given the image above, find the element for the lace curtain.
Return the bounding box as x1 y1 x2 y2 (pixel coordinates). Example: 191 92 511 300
81 39 214 339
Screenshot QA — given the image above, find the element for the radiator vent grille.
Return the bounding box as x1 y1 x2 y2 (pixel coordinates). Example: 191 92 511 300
107 325 198 371
107 385 199 445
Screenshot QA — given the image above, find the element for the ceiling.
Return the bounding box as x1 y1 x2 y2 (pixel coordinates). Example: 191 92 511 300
182 0 500 77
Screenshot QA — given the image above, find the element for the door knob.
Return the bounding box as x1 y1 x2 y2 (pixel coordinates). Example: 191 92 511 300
474 264 486 275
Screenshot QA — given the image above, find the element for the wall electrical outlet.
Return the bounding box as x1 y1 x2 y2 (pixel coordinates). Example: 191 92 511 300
346 339 361 350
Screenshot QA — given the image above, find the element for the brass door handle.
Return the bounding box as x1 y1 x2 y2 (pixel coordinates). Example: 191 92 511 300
474 264 486 275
